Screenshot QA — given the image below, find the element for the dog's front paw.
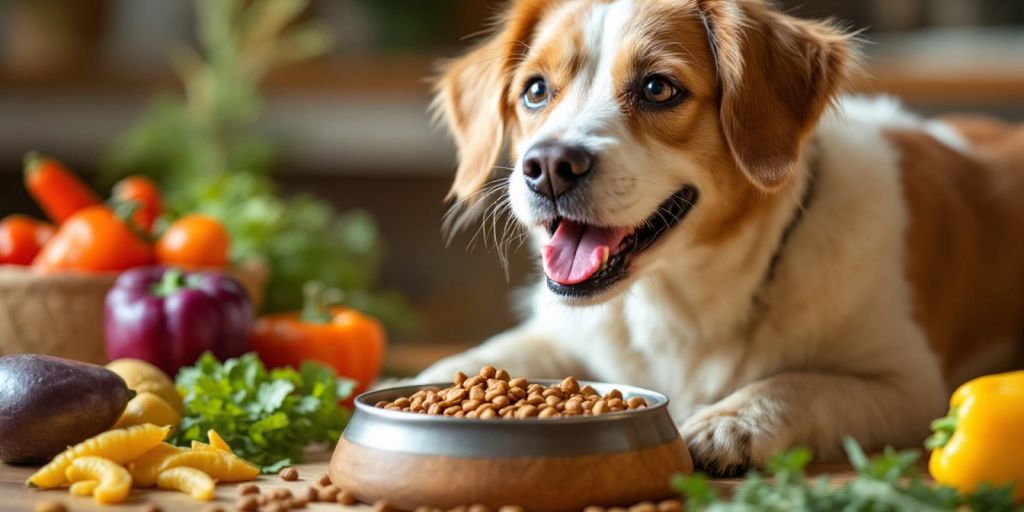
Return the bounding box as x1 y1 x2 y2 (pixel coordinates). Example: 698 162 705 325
681 406 784 476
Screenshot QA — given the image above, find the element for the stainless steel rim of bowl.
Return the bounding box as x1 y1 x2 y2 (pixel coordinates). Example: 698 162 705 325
342 381 681 458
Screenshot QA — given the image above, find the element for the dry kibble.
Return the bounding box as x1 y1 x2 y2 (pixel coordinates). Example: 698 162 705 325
262 503 286 512
317 473 333 487
336 490 357 506
34 502 66 512
236 496 260 512
374 499 393 512
302 486 319 503
271 488 293 500
291 497 308 509
469 385 486 401
279 467 299 481
318 484 340 502
238 483 261 496
374 367 647 420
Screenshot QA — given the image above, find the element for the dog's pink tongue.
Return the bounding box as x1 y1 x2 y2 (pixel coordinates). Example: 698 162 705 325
542 220 629 285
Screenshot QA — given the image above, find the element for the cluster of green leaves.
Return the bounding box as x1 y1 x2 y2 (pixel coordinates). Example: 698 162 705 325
171 353 355 473
101 0 413 327
673 438 1019 512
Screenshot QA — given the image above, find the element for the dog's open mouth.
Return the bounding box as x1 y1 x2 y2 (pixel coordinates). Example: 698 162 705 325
541 186 699 297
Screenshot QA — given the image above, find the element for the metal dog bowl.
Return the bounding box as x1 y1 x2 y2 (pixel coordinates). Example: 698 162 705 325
329 381 693 511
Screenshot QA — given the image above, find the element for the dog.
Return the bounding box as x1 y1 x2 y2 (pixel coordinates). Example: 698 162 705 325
417 0 1024 474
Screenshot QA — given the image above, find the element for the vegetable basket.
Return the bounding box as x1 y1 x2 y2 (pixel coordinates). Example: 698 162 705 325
0 259 267 364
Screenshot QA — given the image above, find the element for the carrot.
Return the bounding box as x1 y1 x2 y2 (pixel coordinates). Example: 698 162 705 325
23 152 101 224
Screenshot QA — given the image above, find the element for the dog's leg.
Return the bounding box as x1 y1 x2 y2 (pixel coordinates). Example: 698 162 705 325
680 371 946 476
416 324 584 383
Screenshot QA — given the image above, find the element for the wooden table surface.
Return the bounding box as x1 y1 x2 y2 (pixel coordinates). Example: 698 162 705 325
1 448 886 512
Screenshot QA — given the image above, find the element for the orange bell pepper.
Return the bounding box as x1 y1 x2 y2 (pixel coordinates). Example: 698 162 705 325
251 283 386 395
23 152 102 225
33 205 156 273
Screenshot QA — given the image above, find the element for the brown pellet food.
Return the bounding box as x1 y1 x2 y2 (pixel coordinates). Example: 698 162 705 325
375 366 649 419
279 466 299 481
317 473 333 486
236 495 260 511
302 486 319 503
317 484 340 502
270 488 293 500
337 490 358 506
34 501 66 512
656 500 684 512
238 483 261 496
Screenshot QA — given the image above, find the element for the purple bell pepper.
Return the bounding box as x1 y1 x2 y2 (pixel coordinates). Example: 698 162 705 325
104 266 252 375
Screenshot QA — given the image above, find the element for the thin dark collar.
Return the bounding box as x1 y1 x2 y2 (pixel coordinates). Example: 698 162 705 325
755 141 820 302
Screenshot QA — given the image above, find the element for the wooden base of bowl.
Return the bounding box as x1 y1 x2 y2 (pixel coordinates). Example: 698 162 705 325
330 436 693 512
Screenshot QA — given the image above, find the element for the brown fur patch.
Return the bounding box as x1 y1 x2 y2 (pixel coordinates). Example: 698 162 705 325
891 127 1024 381
698 0 854 190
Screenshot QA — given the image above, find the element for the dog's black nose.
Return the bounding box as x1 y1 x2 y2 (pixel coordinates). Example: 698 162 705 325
522 141 594 200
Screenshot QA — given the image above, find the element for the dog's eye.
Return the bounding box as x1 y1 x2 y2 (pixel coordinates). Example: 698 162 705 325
522 78 550 110
642 76 679 104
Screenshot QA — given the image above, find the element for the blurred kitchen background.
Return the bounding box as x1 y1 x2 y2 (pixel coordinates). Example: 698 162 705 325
1 0 1022 372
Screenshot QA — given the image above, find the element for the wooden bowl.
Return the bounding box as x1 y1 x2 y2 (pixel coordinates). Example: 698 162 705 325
330 382 693 511
0 260 268 364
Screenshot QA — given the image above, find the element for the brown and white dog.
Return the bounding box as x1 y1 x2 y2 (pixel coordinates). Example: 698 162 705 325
417 0 1024 474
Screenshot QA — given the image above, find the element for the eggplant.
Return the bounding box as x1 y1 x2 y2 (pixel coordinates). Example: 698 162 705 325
0 354 133 464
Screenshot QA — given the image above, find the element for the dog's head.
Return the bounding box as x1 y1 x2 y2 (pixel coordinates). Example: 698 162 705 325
436 0 853 303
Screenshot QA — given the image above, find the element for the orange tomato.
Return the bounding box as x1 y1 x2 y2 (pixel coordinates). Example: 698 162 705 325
251 284 386 396
33 206 155 272
112 176 163 232
23 152 101 224
155 214 230 268
0 215 55 266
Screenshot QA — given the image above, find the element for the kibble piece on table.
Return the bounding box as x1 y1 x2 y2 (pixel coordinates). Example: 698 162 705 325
317 473 333 486
375 367 649 419
34 501 66 512
318 484 341 502
337 489 358 506
236 495 260 511
279 466 299 481
656 500 684 512
302 486 319 503
237 483 260 496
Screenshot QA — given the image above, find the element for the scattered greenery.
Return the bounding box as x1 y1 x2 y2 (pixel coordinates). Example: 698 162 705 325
672 438 1019 512
102 0 413 327
172 353 355 473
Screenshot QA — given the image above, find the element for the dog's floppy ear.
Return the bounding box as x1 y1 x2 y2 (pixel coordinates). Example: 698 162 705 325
698 0 854 189
435 0 558 202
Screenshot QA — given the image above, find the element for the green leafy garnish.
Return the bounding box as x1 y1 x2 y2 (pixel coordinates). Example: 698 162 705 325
673 438 1019 511
171 353 355 473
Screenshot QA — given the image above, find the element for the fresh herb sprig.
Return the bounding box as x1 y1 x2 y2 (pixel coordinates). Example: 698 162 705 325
672 438 1019 512
172 353 355 473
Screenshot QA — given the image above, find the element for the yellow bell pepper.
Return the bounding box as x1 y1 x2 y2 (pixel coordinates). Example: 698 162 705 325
928 370 1024 503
